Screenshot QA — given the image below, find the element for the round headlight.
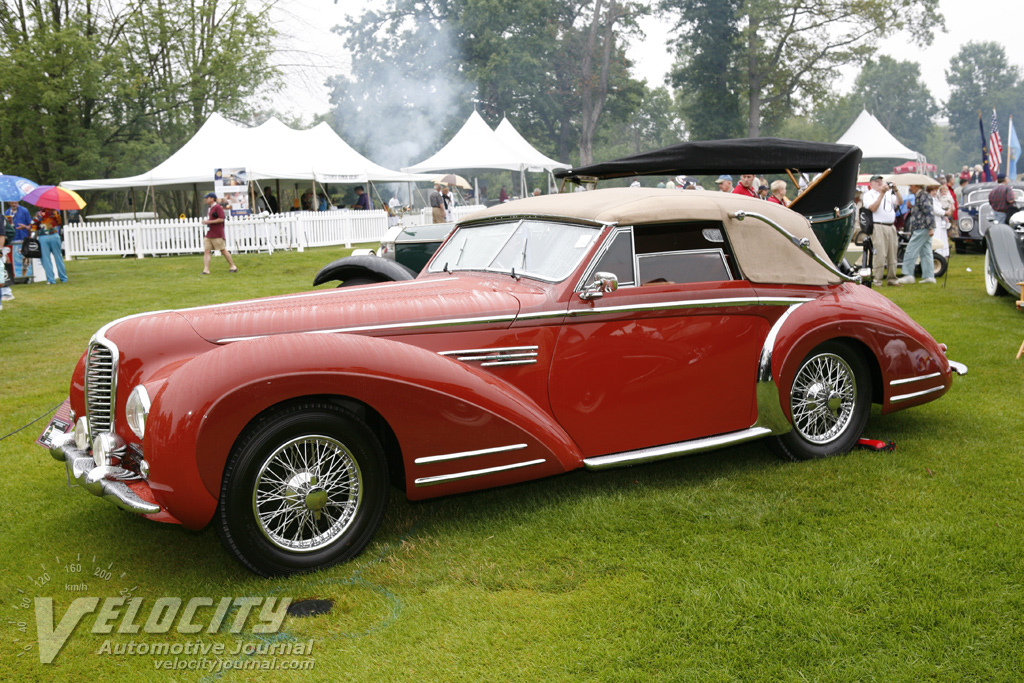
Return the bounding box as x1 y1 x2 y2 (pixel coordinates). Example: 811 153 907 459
125 385 151 440
92 432 124 467
958 217 974 233
74 416 90 450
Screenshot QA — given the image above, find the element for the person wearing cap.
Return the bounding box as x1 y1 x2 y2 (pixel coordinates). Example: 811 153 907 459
988 173 1018 224
715 175 733 193
863 174 903 287
201 192 237 275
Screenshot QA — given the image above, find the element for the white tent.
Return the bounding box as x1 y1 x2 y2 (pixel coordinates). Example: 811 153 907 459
62 113 429 192
402 111 569 197
493 118 569 173
402 111 526 174
836 110 919 161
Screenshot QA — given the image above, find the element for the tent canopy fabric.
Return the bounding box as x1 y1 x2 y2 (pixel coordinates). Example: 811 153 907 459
494 118 570 172
836 110 918 161
62 113 430 191
402 111 568 174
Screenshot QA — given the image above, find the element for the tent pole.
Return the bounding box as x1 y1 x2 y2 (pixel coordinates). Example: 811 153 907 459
276 179 281 213
130 187 138 220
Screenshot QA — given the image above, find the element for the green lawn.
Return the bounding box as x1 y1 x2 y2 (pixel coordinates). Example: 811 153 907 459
2 248 1022 681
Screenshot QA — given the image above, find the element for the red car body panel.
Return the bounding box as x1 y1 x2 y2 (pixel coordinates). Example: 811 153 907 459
58 191 960 540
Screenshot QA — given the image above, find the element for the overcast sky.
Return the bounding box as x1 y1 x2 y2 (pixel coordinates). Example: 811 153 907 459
271 0 1023 123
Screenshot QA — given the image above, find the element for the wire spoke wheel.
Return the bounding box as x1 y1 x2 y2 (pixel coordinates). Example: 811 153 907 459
769 341 871 462
252 435 362 552
790 353 856 444
217 402 388 576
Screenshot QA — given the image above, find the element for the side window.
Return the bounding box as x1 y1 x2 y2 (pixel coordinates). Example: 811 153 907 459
634 221 735 285
592 228 636 286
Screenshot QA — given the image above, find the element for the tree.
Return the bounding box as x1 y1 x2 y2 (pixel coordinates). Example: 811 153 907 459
944 42 1024 156
0 0 280 194
666 0 744 140
850 56 937 152
662 0 943 138
327 0 647 170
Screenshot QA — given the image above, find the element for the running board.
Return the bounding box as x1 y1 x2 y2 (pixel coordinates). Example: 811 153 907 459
582 427 772 471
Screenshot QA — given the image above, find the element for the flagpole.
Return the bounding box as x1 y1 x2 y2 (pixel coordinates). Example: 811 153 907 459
1009 115 1014 178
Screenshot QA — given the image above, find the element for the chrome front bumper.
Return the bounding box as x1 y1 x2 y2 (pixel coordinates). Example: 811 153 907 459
49 436 161 515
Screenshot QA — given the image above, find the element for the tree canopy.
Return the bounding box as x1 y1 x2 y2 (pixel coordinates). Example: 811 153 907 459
0 0 280 187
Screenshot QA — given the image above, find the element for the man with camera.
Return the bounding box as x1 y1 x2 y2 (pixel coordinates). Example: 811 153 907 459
863 174 903 286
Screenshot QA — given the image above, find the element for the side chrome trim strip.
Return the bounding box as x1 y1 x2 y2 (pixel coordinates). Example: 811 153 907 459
752 303 803 435
583 428 772 470
413 458 546 487
215 297 813 344
890 385 945 403
889 372 942 386
414 443 528 465
567 296 810 318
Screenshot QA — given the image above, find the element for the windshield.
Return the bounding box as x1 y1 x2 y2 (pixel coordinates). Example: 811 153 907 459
427 219 600 282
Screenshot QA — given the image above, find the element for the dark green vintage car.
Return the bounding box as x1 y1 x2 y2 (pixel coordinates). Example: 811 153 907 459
313 222 455 287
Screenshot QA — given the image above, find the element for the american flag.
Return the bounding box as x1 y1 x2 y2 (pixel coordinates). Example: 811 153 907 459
990 109 1003 170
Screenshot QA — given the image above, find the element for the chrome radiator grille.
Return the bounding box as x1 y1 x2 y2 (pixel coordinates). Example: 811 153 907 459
85 341 116 437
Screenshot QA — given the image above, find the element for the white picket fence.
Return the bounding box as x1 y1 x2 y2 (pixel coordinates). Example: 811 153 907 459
61 205 488 259
63 210 390 259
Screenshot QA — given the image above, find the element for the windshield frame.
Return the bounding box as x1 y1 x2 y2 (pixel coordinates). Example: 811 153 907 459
426 216 605 283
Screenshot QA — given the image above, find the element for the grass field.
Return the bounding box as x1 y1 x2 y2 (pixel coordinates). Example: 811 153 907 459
1 247 1023 682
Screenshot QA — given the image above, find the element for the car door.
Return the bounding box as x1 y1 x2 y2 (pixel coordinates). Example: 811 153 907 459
548 222 769 458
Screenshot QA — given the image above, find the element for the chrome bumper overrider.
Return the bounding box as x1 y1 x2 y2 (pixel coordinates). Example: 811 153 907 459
49 436 161 515
948 360 968 376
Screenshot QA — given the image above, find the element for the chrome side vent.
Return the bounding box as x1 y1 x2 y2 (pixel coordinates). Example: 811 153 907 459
439 345 539 367
86 341 117 438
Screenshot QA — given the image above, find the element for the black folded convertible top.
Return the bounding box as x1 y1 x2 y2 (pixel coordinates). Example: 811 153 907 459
555 138 862 216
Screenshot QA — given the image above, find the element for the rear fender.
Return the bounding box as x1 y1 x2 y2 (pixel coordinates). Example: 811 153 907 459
766 288 950 420
144 333 580 528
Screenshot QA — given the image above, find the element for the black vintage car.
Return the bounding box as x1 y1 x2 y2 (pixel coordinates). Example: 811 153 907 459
983 211 1024 300
953 181 1024 254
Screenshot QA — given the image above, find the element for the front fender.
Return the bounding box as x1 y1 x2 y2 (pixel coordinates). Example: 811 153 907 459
312 254 417 286
144 333 581 528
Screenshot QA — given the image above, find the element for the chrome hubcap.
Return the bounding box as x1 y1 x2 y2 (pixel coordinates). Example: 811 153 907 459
791 353 856 444
252 435 362 552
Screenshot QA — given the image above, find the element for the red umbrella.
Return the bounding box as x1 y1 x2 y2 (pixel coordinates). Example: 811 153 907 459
22 185 87 210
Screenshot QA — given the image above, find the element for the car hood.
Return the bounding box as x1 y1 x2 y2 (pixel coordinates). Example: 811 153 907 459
175 275 527 343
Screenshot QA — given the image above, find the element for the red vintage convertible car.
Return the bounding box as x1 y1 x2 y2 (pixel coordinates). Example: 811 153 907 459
45 189 966 576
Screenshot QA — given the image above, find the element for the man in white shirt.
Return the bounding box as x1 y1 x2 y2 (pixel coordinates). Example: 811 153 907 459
862 174 903 286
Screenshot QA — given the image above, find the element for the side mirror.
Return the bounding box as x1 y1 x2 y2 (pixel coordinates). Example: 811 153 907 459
579 272 618 300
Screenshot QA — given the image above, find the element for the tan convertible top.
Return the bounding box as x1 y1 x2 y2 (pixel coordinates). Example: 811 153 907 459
461 188 840 286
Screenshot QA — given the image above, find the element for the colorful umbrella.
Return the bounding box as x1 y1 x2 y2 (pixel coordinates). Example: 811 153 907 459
0 175 39 202
21 185 87 210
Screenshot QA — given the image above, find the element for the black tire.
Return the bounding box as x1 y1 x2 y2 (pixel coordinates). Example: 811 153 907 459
768 341 872 462
216 402 389 576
